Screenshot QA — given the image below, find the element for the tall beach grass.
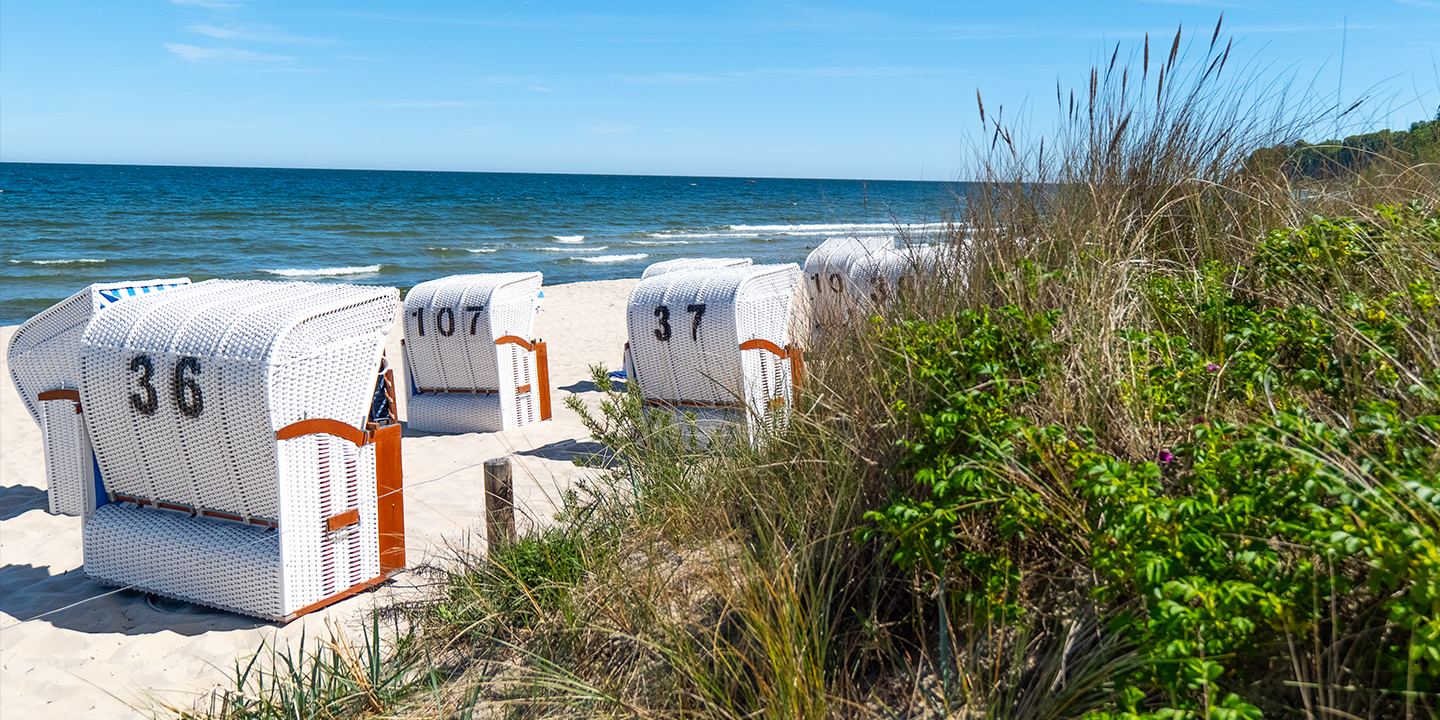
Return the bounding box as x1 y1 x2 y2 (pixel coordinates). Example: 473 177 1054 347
174 19 1437 720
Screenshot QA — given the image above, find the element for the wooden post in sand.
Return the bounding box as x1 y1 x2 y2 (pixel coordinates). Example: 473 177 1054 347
484 457 515 550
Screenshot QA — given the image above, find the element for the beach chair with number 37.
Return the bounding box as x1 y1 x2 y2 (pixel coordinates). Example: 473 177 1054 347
402 272 552 434
624 263 804 442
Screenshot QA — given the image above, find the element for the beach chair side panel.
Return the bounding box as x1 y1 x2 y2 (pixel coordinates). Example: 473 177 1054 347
6 279 190 516
734 266 802 425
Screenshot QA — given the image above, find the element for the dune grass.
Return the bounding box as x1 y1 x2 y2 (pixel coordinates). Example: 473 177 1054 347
171 20 1438 720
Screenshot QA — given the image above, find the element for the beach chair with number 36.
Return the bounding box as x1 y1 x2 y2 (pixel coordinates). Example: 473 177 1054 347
402 272 552 434
74 279 405 621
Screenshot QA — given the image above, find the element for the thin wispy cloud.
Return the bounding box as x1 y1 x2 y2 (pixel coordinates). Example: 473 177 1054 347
188 24 336 45
1395 0 1440 8
170 0 241 9
165 43 293 62
529 86 553 92
355 101 487 108
616 65 952 84
615 72 740 84
583 124 638 135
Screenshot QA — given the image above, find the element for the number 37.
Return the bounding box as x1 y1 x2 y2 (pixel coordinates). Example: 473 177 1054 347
654 303 706 342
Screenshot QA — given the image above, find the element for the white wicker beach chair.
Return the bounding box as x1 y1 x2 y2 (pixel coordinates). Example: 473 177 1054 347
6 278 191 517
845 243 946 309
803 238 948 340
802 236 893 338
75 279 405 621
640 257 752 279
402 272 551 434
625 264 803 438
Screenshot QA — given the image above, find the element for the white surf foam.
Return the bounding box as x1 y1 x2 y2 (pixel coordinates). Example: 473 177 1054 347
552 235 585 244
644 221 953 240
542 245 608 252
265 265 382 277
21 258 107 265
576 253 648 263
467 248 499 253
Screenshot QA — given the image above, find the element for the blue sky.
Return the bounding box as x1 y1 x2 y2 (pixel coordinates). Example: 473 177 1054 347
2 1 1436 180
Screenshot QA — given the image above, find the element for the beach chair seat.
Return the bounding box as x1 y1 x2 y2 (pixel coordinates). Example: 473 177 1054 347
75 279 404 621
402 272 551 434
625 263 803 439
6 278 190 517
640 257 752 279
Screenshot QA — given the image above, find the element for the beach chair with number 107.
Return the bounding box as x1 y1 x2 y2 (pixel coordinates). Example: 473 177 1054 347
402 272 552 434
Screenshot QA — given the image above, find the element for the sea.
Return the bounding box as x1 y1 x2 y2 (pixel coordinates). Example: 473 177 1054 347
0 163 966 326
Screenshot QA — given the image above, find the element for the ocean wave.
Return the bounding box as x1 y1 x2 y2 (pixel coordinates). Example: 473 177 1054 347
467 248 499 254
551 235 585 244
575 253 648 263
644 221 953 240
625 239 695 245
14 258 108 265
264 265 382 277
542 245 608 252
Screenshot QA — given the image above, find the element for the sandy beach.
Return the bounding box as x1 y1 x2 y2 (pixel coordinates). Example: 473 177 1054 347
0 277 639 718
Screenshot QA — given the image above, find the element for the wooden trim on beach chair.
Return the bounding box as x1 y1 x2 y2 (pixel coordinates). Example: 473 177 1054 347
534 340 552 421
38 388 82 402
737 340 805 408
495 335 535 351
372 423 406 573
38 388 84 414
276 418 368 446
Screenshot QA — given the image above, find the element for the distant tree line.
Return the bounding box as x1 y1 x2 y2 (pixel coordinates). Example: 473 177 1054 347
1248 110 1439 179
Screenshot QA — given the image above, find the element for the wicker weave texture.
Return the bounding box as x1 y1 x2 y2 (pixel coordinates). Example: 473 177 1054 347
6 278 190 516
802 237 892 330
75 279 398 619
84 503 284 618
626 264 800 418
7 279 191 426
803 239 947 338
39 398 96 516
402 273 543 433
641 257 752 279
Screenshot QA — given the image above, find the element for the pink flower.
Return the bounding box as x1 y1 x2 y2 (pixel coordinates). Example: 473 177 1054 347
1157 450 1174 463
1206 363 1221 373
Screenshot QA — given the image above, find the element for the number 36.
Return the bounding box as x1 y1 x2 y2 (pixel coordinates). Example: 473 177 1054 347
129 354 204 419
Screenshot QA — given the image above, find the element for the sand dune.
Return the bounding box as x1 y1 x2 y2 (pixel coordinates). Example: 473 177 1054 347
0 278 638 718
